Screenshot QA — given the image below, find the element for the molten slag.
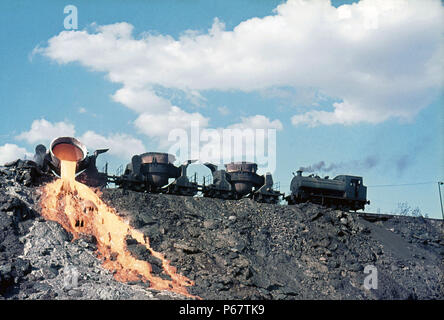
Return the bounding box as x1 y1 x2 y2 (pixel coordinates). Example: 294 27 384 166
40 157 196 298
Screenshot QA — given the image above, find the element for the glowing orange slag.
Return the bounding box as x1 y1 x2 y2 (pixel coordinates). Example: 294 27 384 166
53 143 84 162
60 160 77 180
40 156 197 298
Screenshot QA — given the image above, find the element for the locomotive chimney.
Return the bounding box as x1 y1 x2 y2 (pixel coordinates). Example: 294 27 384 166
297 170 303 177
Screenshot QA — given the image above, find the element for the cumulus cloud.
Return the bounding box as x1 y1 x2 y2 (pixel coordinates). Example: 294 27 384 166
79 131 146 159
15 119 76 144
15 118 146 160
229 115 283 131
134 106 209 146
0 144 32 165
36 0 443 128
166 114 281 172
112 87 172 114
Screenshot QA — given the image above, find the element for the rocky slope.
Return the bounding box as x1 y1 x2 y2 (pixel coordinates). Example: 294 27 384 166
0 161 443 299
102 189 443 300
0 161 184 300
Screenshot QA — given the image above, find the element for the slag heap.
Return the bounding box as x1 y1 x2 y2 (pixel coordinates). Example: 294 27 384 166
39 137 196 298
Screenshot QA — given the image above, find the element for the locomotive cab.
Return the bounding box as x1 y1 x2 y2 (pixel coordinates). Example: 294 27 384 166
286 171 369 211
334 175 367 202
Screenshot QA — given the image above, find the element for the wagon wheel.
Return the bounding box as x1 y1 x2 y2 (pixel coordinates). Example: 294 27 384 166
270 196 279 204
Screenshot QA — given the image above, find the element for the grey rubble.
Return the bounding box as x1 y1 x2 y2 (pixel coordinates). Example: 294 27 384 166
102 189 444 300
0 162 443 300
0 163 184 300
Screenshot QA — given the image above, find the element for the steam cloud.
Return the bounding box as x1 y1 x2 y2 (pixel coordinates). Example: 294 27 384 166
299 156 379 174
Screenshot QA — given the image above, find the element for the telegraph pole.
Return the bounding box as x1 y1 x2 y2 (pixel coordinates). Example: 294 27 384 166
439 182 444 220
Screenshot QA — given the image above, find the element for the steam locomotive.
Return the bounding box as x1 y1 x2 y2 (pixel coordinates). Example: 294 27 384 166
30 138 370 210
108 152 369 210
285 170 370 211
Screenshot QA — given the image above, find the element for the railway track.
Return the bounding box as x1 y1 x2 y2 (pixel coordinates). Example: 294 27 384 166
352 212 395 222
353 212 442 222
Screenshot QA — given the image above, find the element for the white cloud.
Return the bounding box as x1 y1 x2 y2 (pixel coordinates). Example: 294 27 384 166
229 115 283 131
15 119 146 160
78 107 87 113
218 106 230 116
15 119 76 144
167 114 281 168
134 106 209 146
80 131 146 159
0 144 32 165
112 87 172 113
36 0 443 127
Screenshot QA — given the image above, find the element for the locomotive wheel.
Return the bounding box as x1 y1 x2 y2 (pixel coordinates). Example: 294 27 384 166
269 196 279 204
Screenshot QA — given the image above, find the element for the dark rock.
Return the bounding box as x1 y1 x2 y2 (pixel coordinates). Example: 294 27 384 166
42 267 59 279
13 259 31 278
4 160 19 167
32 282 52 293
0 168 442 300
310 212 323 221
173 242 201 254
203 219 219 230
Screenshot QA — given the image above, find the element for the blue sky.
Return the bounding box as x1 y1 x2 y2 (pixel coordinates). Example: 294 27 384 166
0 0 443 218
